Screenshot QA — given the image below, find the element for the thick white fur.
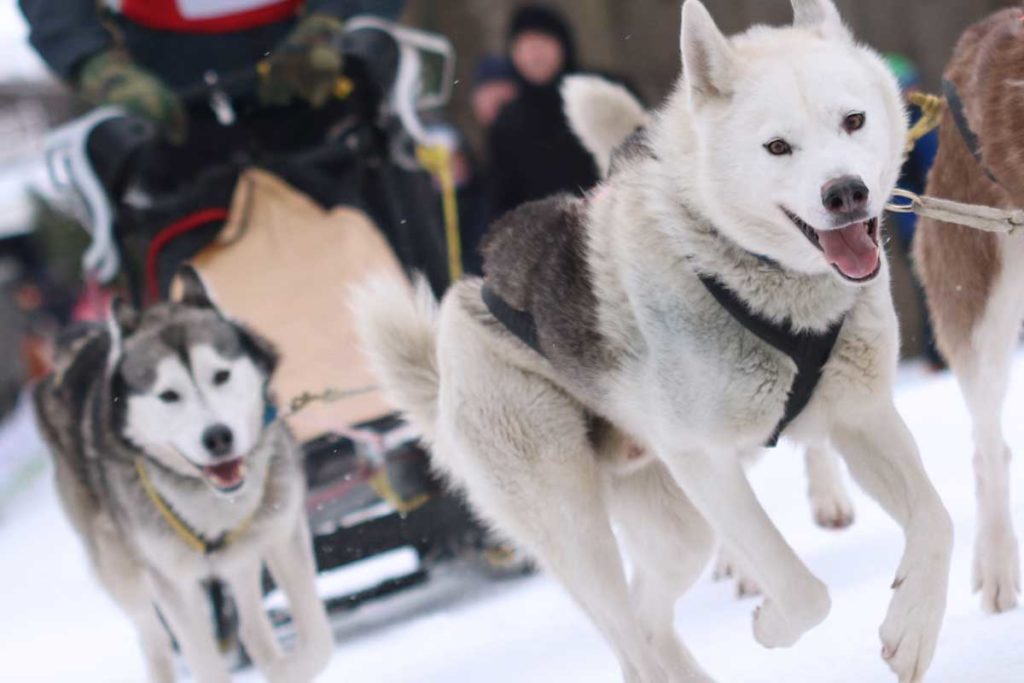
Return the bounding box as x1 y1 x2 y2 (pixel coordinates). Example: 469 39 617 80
564 73 856 537
351 275 440 436
355 1 952 681
562 76 649 176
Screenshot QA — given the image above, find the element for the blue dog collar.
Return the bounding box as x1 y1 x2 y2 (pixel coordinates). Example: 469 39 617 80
263 401 279 426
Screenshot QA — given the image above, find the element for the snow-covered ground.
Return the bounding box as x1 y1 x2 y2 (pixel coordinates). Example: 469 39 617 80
2 355 1024 682
0 4 47 82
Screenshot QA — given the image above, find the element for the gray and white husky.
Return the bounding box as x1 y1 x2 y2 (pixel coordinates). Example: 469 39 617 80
355 1 952 681
33 267 331 683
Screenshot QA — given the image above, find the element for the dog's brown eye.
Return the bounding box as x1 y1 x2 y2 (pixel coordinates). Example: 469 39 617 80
159 390 180 403
213 370 230 386
843 112 865 133
764 139 792 156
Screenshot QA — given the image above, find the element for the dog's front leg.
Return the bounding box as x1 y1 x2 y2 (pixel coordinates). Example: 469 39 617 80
831 400 952 683
264 518 333 682
147 570 230 683
222 561 284 677
658 445 830 648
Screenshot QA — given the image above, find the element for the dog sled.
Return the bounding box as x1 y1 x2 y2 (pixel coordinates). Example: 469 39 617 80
43 16 520 658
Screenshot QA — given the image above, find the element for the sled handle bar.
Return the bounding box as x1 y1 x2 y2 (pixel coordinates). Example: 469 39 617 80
173 16 455 148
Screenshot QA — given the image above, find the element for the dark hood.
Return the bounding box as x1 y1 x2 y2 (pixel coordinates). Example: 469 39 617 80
507 4 578 87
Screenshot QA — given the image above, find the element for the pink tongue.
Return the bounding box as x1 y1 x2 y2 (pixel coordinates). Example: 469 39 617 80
816 222 878 279
204 460 242 487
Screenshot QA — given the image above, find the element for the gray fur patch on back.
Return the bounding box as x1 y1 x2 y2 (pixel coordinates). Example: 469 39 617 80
481 195 609 383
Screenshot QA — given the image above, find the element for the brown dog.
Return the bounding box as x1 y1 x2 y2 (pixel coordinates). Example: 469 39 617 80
915 7 1024 613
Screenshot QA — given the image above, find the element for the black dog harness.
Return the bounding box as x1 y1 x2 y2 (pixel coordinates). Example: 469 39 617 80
481 283 541 353
697 275 844 446
942 78 1001 186
482 276 844 448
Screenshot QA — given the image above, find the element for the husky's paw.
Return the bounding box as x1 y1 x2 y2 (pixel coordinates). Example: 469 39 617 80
810 487 855 530
751 584 830 649
973 532 1020 613
712 550 761 597
879 572 947 683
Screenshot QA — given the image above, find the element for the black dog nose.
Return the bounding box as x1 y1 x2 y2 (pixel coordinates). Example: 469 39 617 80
202 424 234 456
821 176 869 215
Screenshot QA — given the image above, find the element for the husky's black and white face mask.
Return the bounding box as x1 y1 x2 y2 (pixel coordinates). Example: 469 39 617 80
109 267 278 494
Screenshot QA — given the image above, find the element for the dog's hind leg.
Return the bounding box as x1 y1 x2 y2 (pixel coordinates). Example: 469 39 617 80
447 373 666 681
950 276 1024 613
606 461 715 682
804 442 855 530
831 399 952 683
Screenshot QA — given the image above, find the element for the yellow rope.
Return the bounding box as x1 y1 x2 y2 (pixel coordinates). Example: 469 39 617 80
417 143 464 283
135 458 256 555
368 469 431 516
905 92 944 155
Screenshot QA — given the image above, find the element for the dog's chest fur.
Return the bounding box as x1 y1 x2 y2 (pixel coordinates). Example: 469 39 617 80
476 163 887 450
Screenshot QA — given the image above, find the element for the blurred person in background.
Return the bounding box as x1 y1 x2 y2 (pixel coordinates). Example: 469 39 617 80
487 5 598 218
471 55 519 132
885 53 943 369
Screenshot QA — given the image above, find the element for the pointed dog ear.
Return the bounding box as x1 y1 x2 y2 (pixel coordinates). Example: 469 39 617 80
791 0 851 41
235 323 280 378
175 264 217 310
680 0 737 104
106 296 138 370
110 296 139 339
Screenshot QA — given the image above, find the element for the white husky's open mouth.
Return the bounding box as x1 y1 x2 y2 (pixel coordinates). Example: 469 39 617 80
201 458 247 493
783 209 881 282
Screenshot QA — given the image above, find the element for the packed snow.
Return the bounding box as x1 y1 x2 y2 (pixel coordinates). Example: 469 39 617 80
0 4 48 82
2 355 1024 682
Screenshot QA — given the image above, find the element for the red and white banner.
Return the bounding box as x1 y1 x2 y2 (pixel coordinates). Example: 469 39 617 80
109 0 304 33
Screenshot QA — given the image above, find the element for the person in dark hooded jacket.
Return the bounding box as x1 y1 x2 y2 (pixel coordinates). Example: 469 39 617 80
487 5 599 218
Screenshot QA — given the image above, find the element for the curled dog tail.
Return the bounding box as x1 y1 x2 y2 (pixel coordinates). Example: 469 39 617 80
352 275 440 439
562 75 649 176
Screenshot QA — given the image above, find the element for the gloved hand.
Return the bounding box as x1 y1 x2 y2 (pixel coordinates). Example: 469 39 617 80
259 13 346 108
77 50 187 145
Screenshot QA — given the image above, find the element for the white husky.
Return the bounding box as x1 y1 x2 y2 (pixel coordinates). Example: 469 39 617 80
355 1 952 680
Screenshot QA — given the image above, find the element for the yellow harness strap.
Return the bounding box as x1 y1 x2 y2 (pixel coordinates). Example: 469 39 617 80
417 143 464 282
368 469 431 516
135 458 255 555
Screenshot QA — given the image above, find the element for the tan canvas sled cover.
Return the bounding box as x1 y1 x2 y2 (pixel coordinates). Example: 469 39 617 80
189 169 404 441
